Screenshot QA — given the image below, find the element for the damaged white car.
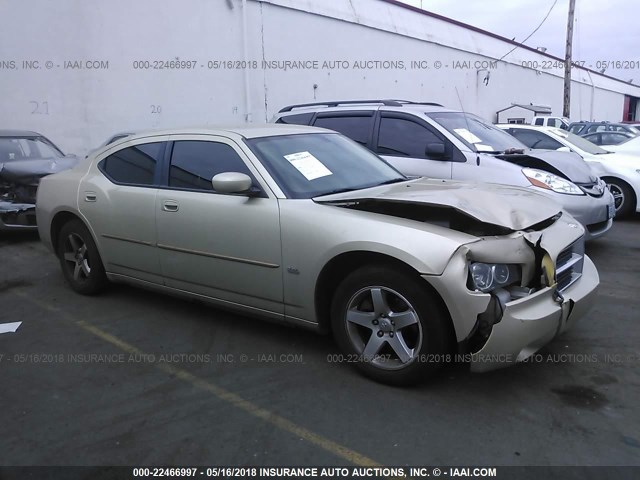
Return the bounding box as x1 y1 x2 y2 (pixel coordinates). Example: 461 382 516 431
36 126 599 385
1 130 78 230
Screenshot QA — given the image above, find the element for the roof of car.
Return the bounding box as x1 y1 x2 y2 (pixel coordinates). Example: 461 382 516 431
125 124 329 142
583 131 633 136
0 129 43 138
496 124 551 130
498 124 571 138
569 121 628 126
277 100 458 116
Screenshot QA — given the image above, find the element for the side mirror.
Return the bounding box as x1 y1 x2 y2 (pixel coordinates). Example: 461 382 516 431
211 172 253 194
425 142 446 158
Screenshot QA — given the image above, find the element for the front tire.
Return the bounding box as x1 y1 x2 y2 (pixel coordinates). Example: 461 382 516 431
331 265 452 386
605 178 635 218
57 219 108 295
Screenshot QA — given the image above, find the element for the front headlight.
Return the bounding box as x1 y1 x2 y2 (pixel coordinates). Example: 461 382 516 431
469 262 521 293
522 167 584 195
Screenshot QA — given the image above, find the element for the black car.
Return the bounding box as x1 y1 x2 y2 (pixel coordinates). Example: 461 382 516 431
568 121 640 136
581 131 635 146
0 130 78 230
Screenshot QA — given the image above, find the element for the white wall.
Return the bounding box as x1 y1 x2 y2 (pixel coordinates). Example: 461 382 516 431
1 0 639 155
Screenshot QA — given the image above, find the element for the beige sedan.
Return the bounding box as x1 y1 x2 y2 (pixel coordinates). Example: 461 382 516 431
36 125 599 385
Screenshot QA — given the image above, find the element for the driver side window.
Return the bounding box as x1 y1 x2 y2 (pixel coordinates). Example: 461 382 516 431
168 141 256 192
377 117 445 159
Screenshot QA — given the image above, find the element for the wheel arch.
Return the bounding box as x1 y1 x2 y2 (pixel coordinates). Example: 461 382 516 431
314 251 455 344
50 210 97 254
603 176 637 212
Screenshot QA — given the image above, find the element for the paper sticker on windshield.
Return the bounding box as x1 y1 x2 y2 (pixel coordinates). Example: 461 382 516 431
475 144 494 152
454 128 481 144
284 151 332 181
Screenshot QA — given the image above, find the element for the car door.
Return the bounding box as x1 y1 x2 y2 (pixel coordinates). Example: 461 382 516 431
79 139 167 284
374 113 453 178
155 135 284 315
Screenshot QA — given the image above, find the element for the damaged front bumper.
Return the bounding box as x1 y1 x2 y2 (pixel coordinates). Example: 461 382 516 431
425 214 599 372
0 201 37 230
468 255 598 371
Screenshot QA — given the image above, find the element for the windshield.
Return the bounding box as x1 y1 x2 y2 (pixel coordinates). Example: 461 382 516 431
246 133 406 199
550 128 609 154
0 137 63 161
425 111 526 153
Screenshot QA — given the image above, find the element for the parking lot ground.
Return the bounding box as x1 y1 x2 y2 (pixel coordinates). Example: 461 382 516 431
1 216 639 468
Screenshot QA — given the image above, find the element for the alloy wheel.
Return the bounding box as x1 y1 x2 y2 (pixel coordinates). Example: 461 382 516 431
607 183 625 211
345 286 423 370
62 233 92 281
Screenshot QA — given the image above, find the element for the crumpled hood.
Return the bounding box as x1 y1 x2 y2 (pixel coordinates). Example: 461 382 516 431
0 156 79 185
497 149 597 184
315 178 563 231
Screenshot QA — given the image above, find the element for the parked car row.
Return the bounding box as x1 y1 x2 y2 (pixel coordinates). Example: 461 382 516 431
498 124 640 217
6 98 637 385
274 100 615 237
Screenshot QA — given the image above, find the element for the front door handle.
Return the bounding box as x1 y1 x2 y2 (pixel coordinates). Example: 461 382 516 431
162 200 179 212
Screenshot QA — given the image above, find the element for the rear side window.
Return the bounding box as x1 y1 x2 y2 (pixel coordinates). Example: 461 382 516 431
169 141 254 192
100 142 163 185
377 117 443 157
600 133 626 145
276 113 314 125
534 118 544 126
313 115 373 145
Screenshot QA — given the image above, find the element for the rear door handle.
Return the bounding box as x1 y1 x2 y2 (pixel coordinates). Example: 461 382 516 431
162 200 179 212
84 192 97 202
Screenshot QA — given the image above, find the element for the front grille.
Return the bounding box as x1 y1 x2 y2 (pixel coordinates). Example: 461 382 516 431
556 238 585 291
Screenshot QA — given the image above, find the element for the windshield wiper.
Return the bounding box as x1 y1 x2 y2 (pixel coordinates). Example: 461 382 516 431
375 178 407 186
478 147 525 155
503 147 525 154
315 178 406 198
314 187 362 197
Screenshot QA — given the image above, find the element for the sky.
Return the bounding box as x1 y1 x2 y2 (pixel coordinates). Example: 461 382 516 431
399 0 639 82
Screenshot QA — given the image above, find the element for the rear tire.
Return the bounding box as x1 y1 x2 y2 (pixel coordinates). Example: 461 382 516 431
331 265 451 386
605 178 635 218
57 219 108 295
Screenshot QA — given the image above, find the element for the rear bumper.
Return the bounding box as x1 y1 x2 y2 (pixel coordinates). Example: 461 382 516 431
0 201 37 230
470 255 599 372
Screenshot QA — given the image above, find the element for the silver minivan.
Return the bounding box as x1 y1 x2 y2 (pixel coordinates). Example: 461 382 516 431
273 100 615 240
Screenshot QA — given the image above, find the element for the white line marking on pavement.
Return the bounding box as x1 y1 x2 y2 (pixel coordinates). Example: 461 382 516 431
0 321 22 334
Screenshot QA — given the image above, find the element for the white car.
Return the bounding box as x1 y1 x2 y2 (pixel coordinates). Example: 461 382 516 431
499 124 640 217
532 116 570 130
603 135 640 155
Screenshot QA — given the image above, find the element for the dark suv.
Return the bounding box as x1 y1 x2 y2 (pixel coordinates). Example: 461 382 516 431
568 121 640 136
